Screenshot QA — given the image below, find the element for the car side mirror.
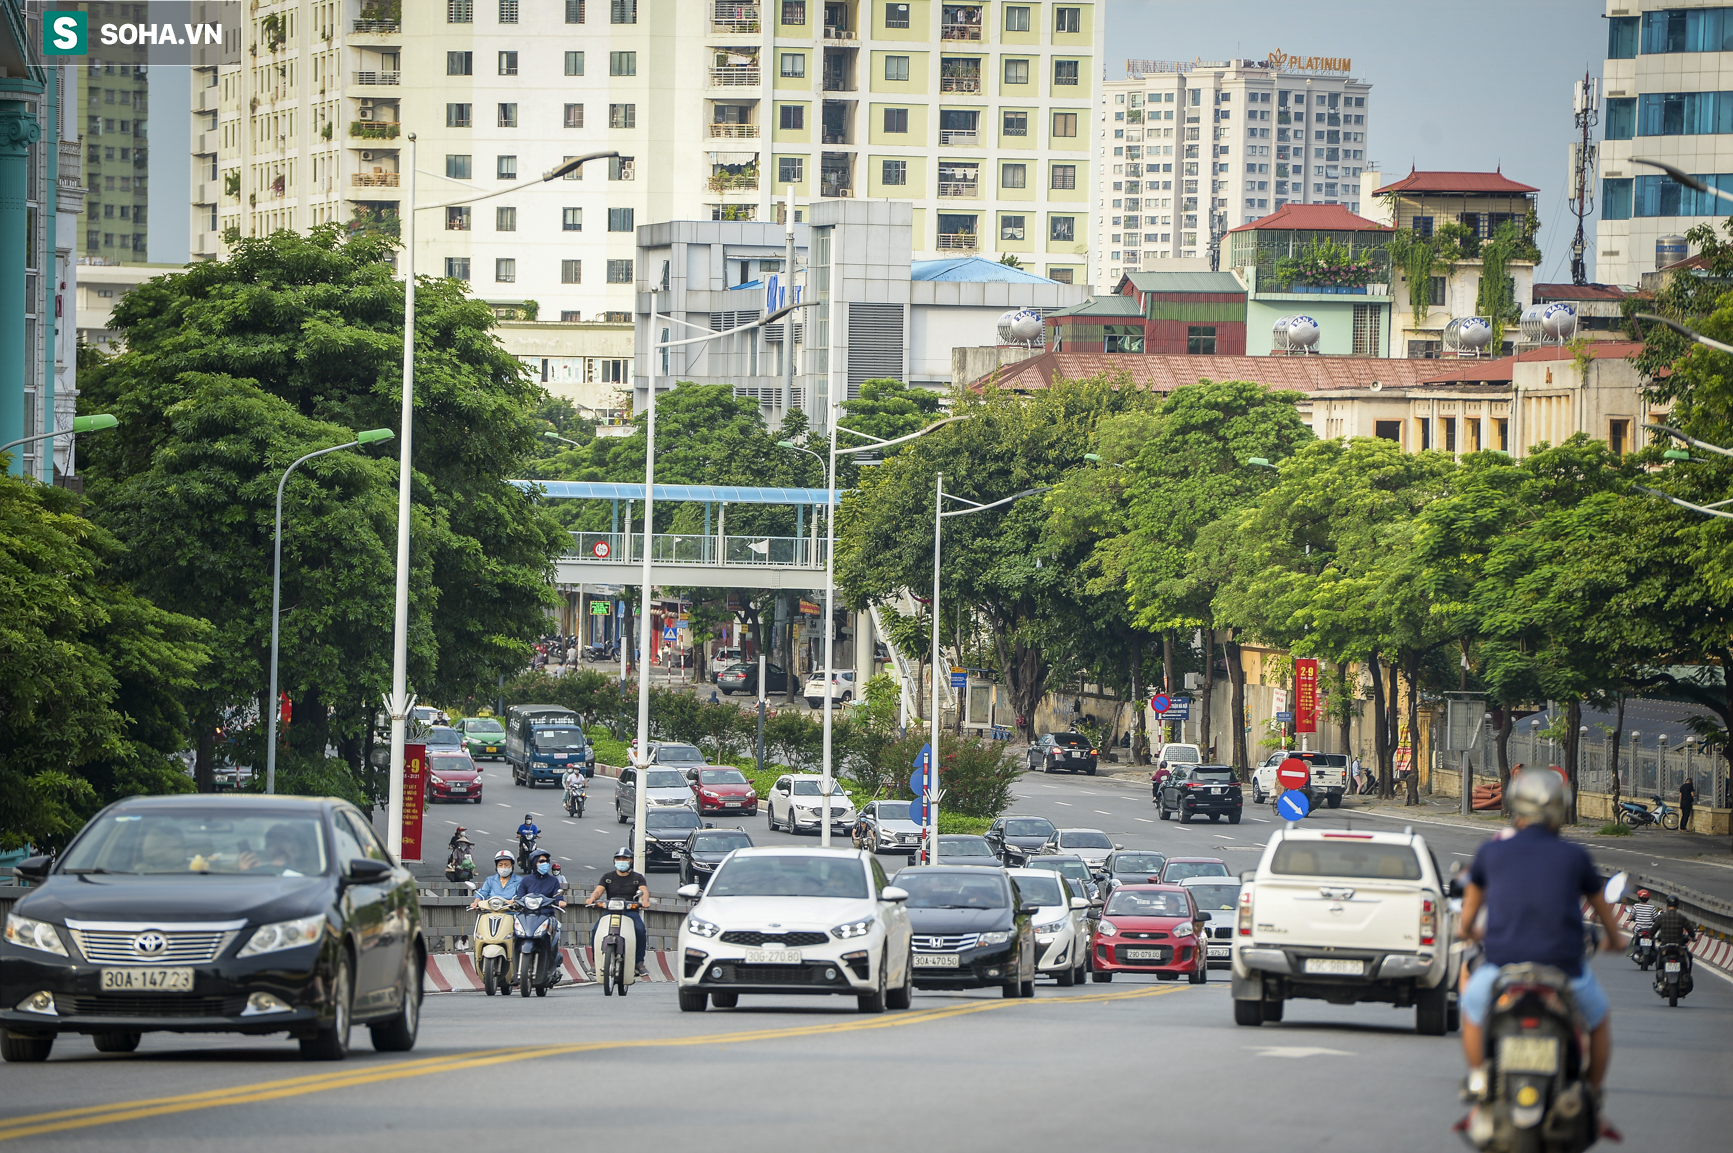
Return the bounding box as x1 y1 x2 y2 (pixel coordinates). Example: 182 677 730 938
880 886 910 903
1240 870 1256 883
676 883 702 899
1019 902 1041 915
704 822 715 829
1114 843 1124 850
346 858 392 883
13 855 52 882
1070 897 1089 910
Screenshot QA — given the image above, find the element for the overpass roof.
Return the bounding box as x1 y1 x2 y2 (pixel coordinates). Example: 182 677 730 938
512 480 837 505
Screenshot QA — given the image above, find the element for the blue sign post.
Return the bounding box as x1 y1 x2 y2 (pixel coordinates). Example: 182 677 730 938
950 670 968 688
1276 790 1311 822
1275 710 1295 725
1165 698 1191 720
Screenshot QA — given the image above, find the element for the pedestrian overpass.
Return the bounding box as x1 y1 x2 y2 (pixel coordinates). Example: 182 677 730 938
511 480 836 590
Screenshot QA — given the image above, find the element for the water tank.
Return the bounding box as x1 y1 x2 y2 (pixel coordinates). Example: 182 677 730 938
1519 303 1577 344
997 308 1045 345
1272 314 1321 352
1444 316 1494 354
1656 234 1689 270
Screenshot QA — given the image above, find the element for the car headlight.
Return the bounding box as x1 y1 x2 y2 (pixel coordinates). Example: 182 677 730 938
976 931 1010 946
1096 919 1118 936
686 915 722 938
795 805 816 813
237 913 326 957
831 918 874 940
532 760 549 768
1034 918 1067 934
430 775 446 786
1173 922 1195 937
4 913 68 957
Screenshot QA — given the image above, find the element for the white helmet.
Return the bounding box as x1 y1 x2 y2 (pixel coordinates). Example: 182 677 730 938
1507 768 1569 829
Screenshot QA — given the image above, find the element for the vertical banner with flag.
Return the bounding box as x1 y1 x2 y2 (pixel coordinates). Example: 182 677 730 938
1294 658 1318 734
401 743 426 863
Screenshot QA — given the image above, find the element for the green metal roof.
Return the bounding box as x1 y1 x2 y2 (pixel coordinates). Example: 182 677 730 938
1123 271 1246 295
1045 295 1143 318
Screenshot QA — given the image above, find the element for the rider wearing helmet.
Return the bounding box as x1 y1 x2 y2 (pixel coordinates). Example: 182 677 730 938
587 847 651 978
518 848 566 905
469 849 523 908
1652 894 1698 959
1458 769 1624 1095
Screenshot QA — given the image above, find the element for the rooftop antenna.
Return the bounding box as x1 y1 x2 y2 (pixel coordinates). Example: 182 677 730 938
1569 69 1600 286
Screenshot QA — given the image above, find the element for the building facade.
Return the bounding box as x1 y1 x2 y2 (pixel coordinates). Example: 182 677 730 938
194 0 1103 325
1223 202 1393 357
1597 0 1733 285
1093 58 1372 291
78 38 149 264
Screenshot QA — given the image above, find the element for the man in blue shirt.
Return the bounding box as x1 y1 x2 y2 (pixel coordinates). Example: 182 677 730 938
469 850 522 908
1458 770 1624 1093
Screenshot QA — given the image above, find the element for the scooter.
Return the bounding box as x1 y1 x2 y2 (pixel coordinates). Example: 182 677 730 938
471 897 518 996
1615 795 1681 830
517 833 540 873
1627 930 1655 971
1654 941 1693 1007
590 898 640 996
514 893 564 998
444 833 475 883
564 777 587 818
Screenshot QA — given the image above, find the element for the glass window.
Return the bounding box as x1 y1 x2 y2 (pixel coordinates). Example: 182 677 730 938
1013 874 1065 906
496 206 516 231
498 0 519 21
445 154 472 179
563 207 583 231
885 55 909 82
1605 97 1634 140
1602 177 1632 221
895 871 1009 908
608 207 635 231
1639 91 1733 136
61 810 331 876
782 52 807 77
610 51 637 76
1003 110 1028 136
498 50 518 75
562 259 582 283
783 1 807 24
884 107 908 133
1054 6 1080 33
496 154 517 179
495 258 516 283
1607 14 1637 58
560 154 586 180
1052 111 1077 137
1104 889 1191 917
567 0 586 22
1186 325 1216 354
565 51 585 76
1004 59 1029 85
497 103 517 128
1270 840 1421 880
1053 59 1079 86
448 0 474 22
564 103 584 129
778 156 804 183
1642 7 1733 53
1050 164 1076 189
710 855 869 898
1002 163 1026 188
882 159 907 185
445 257 471 281
781 104 805 130
446 103 472 128
609 103 636 129
609 155 634 180
1004 5 1029 31
885 2 909 27
610 0 637 22
606 258 634 283
447 51 472 76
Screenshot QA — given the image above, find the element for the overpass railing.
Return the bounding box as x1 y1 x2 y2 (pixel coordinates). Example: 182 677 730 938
566 532 826 569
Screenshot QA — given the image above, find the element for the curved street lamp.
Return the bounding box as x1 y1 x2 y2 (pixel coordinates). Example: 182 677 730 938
0 413 119 470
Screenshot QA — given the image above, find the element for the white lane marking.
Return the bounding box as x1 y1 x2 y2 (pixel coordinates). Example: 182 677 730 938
1251 818 1270 823
1040 785 1060 790
559 856 572 860
498 803 510 807
1453 851 1472 857
584 865 598 870
1135 818 1155 823
1216 835 1234 840
1248 1046 1355 1059
1054 801 1073 806
1095 810 1113 815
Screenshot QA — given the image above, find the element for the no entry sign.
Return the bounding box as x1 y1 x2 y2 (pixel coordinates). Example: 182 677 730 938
1276 757 1310 790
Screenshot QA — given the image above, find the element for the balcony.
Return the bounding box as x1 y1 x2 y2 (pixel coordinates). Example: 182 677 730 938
712 2 761 32
352 172 400 187
824 24 856 39
353 70 401 86
194 131 217 154
350 120 401 139
707 167 760 194
938 129 978 146
940 22 982 40
937 181 979 198
936 233 978 250
939 75 981 94
352 19 400 34
709 67 761 87
709 123 760 139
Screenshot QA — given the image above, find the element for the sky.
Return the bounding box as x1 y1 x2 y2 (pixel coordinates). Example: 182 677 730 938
1106 0 1608 283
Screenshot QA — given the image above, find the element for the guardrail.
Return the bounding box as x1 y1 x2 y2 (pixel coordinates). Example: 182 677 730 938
566 532 826 569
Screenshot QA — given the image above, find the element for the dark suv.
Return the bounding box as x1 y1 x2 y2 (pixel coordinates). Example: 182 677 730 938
1027 731 1098 775
1157 765 1243 824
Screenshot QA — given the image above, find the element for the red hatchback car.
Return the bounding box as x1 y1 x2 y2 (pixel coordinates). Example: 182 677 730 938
426 751 484 804
686 767 759 816
1088 884 1209 984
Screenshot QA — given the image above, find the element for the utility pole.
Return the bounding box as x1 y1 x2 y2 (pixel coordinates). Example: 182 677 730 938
1569 70 1599 287
782 185 797 421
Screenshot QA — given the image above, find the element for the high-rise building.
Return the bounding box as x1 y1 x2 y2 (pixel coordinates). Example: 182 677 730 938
1094 58 1370 291
194 0 1103 327
78 44 151 265
1596 2 1733 285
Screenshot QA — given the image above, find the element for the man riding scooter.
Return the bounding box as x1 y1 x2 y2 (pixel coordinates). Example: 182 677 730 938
516 813 541 871
586 847 651 979
514 849 568 995
562 766 586 817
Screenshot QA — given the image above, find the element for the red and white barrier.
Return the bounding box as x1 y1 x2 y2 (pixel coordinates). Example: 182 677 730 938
425 947 678 992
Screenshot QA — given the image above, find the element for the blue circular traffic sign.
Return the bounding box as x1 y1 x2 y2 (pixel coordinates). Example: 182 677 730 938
910 768 933 797
1150 694 1172 713
1276 790 1311 822
909 797 929 824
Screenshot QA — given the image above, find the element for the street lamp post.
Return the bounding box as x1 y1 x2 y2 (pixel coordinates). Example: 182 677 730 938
0 413 119 463
266 429 394 794
384 139 620 862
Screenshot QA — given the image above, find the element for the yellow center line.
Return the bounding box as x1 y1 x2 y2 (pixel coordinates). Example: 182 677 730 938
0 985 1182 1141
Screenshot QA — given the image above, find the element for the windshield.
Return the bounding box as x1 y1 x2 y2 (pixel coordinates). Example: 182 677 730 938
1027 858 1091 887
1185 883 1242 912
1192 767 1236 781
425 728 462 747
644 770 688 789
692 833 752 852
708 855 868 898
1013 874 1065 906
62 811 331 876
1050 733 1091 748
1111 852 1168 875
430 755 475 773
939 837 993 857
655 744 706 765
698 769 748 786
1105 890 1192 918
895 872 1009 909
873 801 911 821
1164 746 1200 763
792 780 847 797
465 719 504 734
1163 860 1230 882
1270 840 1422 880
646 812 701 832
532 728 586 749
1003 818 1056 837
1060 830 1113 849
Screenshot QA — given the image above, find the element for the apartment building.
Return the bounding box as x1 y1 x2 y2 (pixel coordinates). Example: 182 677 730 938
1094 58 1371 292
79 41 151 265
1597 1 1733 285
194 0 1102 347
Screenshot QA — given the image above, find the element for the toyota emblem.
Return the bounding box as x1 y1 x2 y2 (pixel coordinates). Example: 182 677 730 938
132 931 168 956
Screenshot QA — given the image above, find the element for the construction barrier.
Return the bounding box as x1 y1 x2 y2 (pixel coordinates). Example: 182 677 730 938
425 947 680 992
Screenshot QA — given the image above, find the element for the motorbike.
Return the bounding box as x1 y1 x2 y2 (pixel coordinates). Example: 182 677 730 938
564 776 587 818
514 892 564 998
585 640 618 663
591 898 640 996
1627 930 1655 971
471 897 518 996
1614 795 1681 831
517 833 540 873
444 834 475 883
1455 871 1625 1153
1653 941 1693 1008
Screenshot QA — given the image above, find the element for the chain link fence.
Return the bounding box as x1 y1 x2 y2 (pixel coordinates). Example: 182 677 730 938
1449 722 1728 807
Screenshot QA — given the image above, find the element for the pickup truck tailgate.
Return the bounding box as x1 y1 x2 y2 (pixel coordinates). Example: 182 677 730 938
1252 879 1424 949
1311 766 1347 789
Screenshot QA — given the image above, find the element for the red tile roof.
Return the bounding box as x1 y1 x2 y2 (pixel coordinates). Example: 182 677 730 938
1372 169 1539 196
969 351 1448 394
1226 202 1393 234
1416 342 1645 385
1532 283 1638 302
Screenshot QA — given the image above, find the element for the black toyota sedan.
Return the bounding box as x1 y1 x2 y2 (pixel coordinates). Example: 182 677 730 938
676 827 753 887
890 866 1037 997
640 809 705 870
982 815 1058 865
1 795 421 1063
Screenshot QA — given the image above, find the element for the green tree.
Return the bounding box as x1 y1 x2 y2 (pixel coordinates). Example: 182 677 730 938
0 472 210 850
840 378 942 446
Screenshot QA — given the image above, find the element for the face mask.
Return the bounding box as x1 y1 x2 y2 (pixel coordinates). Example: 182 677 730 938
614 860 631 873
537 862 551 875
497 866 511 876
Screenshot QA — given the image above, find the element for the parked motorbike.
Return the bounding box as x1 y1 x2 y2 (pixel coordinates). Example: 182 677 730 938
1627 930 1655 971
445 833 475 883
1654 941 1693 1008
514 893 564 998
471 897 518 996
1614 795 1681 831
591 898 640 996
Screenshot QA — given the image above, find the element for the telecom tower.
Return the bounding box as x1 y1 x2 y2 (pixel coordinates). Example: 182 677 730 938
1569 71 1600 286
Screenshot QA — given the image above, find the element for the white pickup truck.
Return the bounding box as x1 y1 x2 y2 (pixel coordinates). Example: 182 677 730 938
1251 750 1350 807
1231 827 1457 1034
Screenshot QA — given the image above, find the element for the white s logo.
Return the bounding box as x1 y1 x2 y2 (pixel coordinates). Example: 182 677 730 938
51 16 80 50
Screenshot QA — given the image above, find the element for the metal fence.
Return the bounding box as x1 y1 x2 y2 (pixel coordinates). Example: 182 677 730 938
566 532 825 568
1450 726 1728 807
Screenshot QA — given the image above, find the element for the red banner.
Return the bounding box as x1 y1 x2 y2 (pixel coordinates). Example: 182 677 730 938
1294 659 1318 734
401 743 426 863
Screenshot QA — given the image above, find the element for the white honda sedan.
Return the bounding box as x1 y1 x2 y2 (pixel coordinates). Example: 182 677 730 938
676 847 914 1013
1007 867 1091 986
